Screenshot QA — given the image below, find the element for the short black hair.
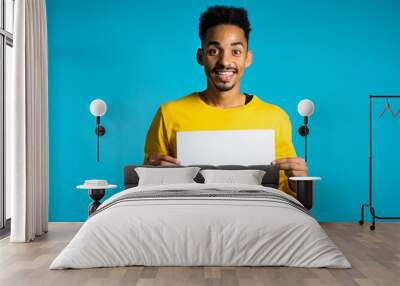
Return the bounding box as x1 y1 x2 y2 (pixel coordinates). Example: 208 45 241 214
199 6 251 43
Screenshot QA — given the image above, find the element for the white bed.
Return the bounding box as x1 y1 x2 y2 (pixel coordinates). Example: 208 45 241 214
50 183 351 269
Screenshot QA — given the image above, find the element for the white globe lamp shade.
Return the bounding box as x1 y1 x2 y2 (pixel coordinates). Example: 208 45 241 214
297 99 314 117
90 99 107 117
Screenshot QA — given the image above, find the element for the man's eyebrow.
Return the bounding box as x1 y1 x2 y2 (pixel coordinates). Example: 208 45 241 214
206 41 245 48
231 41 245 47
206 41 221 47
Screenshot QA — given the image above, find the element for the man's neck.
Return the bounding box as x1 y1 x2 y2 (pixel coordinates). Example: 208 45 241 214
200 83 246 109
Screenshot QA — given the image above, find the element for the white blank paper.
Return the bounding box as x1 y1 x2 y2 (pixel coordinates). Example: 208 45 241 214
176 129 275 166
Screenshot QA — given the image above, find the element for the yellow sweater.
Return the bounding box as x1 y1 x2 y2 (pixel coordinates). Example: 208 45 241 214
144 92 297 198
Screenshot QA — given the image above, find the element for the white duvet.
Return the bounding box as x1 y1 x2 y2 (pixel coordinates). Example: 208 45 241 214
50 183 351 269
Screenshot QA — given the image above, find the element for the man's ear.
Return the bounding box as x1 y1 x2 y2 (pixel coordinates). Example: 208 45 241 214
245 50 253 68
196 48 204 66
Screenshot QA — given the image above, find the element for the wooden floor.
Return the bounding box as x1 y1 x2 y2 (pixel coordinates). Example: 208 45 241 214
0 222 399 286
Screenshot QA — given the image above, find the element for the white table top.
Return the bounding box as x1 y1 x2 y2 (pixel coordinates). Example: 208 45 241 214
76 184 117 190
289 176 321 181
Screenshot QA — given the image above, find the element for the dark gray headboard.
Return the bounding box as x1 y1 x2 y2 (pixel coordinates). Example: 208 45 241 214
124 164 280 189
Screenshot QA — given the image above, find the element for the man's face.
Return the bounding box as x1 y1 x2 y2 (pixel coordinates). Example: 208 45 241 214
197 24 252 92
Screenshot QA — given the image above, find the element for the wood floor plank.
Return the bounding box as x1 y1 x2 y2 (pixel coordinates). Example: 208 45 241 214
0 222 400 286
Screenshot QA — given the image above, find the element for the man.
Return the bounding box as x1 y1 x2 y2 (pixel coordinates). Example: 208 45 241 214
143 6 307 198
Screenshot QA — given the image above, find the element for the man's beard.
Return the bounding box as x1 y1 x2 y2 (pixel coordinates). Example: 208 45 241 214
212 80 236 92
209 63 238 92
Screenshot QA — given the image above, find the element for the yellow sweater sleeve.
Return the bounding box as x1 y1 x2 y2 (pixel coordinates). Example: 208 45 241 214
276 110 298 198
143 106 171 164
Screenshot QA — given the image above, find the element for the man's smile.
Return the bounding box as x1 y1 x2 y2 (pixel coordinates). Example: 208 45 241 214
213 69 237 82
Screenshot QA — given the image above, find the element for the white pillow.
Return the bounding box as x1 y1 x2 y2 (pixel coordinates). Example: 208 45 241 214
200 169 266 185
135 167 201 186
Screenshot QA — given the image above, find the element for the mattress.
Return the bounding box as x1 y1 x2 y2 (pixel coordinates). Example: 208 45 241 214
50 183 351 269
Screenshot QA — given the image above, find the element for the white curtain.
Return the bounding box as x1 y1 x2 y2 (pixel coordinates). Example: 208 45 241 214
7 0 48 242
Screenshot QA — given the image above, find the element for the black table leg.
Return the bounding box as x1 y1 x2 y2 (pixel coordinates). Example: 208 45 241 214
88 189 105 216
296 180 314 210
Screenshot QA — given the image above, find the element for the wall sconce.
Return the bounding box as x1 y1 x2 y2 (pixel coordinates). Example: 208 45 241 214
297 99 315 162
90 99 107 162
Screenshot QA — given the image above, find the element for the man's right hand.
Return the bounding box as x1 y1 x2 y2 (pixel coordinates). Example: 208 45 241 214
147 154 181 166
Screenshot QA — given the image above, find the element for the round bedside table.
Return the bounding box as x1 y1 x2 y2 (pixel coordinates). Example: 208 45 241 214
77 180 117 216
289 176 321 210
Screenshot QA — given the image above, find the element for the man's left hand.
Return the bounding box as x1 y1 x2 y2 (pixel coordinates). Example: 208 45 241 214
271 157 308 178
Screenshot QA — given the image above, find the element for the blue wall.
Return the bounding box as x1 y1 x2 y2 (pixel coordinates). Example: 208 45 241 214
47 0 400 222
